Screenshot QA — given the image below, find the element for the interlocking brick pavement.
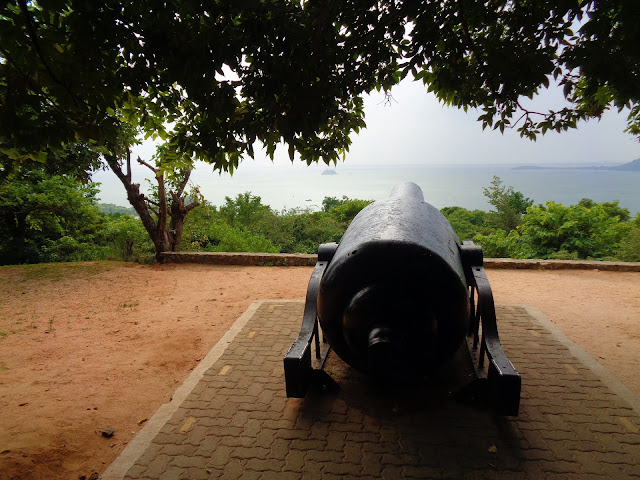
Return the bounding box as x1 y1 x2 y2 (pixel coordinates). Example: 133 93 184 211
103 301 640 480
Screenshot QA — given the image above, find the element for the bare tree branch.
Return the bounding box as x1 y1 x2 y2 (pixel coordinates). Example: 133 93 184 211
137 157 159 174
516 101 547 118
185 201 200 214
174 169 192 197
126 147 131 182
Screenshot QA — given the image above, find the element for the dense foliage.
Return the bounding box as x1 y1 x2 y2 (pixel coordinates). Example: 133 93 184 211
0 171 153 265
0 171 103 264
2 0 639 174
470 180 635 260
181 193 372 254
2 1 638 263
1 172 639 265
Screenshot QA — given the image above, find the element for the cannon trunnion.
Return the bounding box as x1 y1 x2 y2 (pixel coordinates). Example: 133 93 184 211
284 182 521 416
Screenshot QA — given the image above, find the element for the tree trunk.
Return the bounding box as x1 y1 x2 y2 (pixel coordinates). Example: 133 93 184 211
168 192 199 251
105 150 198 263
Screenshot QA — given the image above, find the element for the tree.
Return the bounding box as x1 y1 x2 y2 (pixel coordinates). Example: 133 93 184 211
105 147 201 262
401 0 640 139
3 1 638 173
0 0 396 173
0 170 106 264
0 1 397 260
483 176 533 231
473 199 629 260
219 193 277 232
2 1 639 261
440 206 491 240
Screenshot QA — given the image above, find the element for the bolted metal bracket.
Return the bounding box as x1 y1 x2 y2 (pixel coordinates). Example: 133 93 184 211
284 243 338 398
460 241 521 416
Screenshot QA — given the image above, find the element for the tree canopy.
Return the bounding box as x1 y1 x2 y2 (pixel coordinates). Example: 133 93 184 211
0 170 105 263
483 176 534 230
1 0 639 177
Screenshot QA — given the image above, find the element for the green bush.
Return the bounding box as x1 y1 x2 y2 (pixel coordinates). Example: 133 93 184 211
276 210 344 253
102 214 155 263
473 229 521 258
473 200 629 260
184 220 278 253
182 194 367 255
517 201 625 260
0 171 107 264
616 225 640 262
181 204 278 253
441 206 491 240
325 198 372 225
41 235 108 263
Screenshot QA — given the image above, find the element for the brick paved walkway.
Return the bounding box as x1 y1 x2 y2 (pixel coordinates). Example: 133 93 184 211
103 301 640 480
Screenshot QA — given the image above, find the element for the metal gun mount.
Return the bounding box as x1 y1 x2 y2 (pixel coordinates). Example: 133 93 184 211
283 182 521 416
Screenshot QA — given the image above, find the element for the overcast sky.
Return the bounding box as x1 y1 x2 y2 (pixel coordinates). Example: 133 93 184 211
125 77 640 166
343 78 639 167
93 77 639 204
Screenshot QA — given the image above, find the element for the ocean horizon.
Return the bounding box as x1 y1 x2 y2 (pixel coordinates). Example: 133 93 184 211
96 162 640 216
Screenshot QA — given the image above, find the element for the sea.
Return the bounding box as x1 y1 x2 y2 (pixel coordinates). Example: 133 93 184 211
94 161 640 215
185 163 640 216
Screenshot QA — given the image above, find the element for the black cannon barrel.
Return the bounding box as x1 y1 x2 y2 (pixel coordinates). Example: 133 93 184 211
316 182 470 377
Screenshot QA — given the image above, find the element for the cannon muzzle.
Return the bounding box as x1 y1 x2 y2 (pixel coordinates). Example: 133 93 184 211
317 182 469 377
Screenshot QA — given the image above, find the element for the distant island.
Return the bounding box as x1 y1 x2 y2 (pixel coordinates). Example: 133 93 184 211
321 169 338 175
513 158 640 172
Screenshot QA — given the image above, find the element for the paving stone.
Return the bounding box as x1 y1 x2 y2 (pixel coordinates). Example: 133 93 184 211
243 457 285 472
157 467 182 480
220 459 244 480
117 302 640 480
139 453 172 479
282 449 305 472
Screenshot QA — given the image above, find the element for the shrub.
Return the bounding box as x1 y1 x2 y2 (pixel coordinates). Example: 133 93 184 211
473 229 521 258
616 226 640 262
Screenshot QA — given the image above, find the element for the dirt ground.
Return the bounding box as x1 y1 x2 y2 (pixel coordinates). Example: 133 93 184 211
0 262 638 480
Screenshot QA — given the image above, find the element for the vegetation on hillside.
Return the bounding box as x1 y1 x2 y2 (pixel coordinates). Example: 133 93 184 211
462 177 637 260
2 171 638 266
0 171 154 265
3 2 639 261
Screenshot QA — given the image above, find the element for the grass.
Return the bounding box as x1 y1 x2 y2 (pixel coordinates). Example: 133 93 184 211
45 318 55 334
0 261 134 284
119 300 140 308
0 322 38 337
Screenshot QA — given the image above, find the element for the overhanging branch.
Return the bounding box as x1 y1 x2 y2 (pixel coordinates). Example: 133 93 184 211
137 157 159 174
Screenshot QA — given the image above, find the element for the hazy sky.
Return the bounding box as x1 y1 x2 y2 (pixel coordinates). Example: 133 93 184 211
347 78 639 167
93 77 639 205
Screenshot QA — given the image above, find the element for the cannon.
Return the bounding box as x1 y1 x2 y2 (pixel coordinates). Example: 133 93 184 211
284 182 520 415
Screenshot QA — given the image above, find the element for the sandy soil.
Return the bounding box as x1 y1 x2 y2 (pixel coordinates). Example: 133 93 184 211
0 262 638 480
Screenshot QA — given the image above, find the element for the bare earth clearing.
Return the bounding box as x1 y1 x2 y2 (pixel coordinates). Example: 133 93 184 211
0 262 639 480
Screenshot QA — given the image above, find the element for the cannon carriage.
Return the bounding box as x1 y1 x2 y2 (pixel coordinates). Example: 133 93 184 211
284 182 521 416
